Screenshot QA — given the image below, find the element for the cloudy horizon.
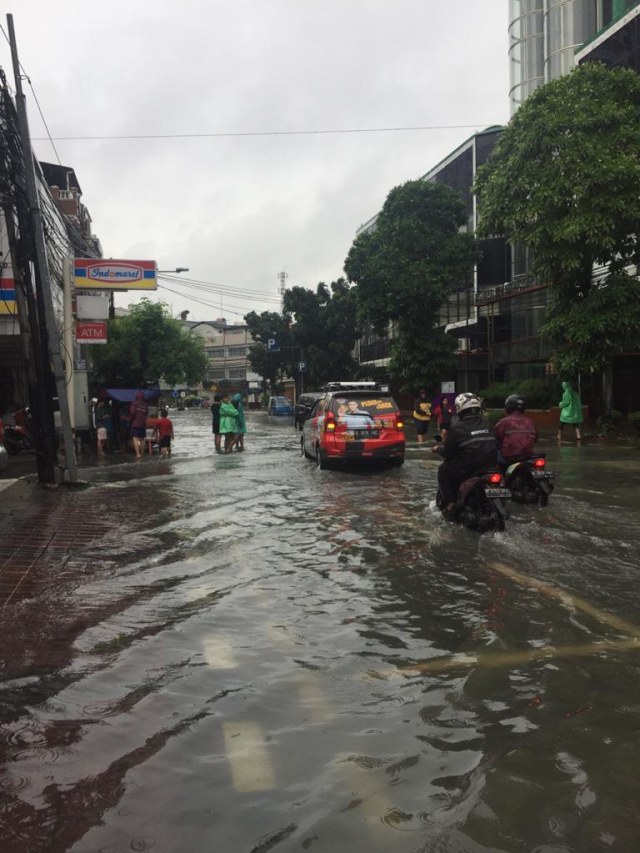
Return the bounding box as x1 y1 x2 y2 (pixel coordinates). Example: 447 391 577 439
4 1 509 322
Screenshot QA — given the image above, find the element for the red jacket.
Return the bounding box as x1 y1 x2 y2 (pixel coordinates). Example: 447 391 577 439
495 411 538 461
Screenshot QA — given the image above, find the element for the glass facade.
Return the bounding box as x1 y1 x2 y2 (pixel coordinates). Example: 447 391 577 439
545 0 598 80
509 0 545 113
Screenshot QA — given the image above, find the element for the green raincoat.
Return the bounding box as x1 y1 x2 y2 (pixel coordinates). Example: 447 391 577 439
232 393 247 435
559 381 583 424
219 400 239 434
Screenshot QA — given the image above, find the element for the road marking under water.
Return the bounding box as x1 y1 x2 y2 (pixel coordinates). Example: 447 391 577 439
222 721 276 792
486 561 640 638
395 561 640 676
399 637 640 675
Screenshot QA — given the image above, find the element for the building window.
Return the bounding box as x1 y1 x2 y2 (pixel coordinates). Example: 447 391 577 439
227 345 248 356
228 367 246 378
205 346 225 357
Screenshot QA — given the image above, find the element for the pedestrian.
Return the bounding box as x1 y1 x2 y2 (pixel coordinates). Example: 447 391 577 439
232 392 247 451
413 389 432 446
434 395 452 440
211 393 223 453
219 393 239 454
129 390 149 458
94 399 110 458
154 408 174 457
557 380 583 442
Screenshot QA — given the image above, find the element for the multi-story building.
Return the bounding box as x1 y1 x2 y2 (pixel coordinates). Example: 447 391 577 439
188 319 263 404
508 0 636 113
355 127 512 392
355 1 640 400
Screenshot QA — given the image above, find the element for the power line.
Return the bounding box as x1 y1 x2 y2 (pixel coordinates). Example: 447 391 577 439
157 284 267 319
0 23 62 164
158 273 281 303
31 123 497 142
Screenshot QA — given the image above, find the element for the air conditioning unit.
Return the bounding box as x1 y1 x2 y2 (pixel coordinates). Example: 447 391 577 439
457 338 469 351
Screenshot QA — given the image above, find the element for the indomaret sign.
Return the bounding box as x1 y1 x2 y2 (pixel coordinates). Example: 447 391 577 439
74 259 157 290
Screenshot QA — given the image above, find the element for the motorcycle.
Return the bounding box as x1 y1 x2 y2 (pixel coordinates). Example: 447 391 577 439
2 409 33 455
436 469 511 533
503 454 554 507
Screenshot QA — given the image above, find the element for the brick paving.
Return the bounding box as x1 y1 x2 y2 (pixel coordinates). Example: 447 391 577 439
0 478 127 608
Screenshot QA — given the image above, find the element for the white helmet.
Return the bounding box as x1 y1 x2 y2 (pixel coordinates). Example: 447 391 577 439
455 392 482 414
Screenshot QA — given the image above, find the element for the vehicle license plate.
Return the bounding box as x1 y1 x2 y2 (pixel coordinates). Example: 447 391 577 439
484 487 511 498
354 429 378 439
532 470 553 479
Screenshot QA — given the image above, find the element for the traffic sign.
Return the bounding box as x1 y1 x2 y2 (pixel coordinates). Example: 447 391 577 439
267 338 279 352
299 361 306 373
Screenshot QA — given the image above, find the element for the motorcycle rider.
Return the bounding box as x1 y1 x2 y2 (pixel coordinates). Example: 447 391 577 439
494 395 538 466
432 392 497 517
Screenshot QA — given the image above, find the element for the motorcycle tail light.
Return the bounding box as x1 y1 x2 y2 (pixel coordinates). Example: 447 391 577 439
488 472 502 484
533 457 545 468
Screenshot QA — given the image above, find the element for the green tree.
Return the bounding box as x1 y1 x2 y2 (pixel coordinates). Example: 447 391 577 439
474 62 640 375
91 300 207 387
283 279 357 387
344 180 478 390
244 310 293 390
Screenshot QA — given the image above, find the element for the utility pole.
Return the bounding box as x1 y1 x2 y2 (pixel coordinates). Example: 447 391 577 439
7 14 78 482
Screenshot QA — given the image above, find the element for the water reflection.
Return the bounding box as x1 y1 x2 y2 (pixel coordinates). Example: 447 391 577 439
1 414 639 851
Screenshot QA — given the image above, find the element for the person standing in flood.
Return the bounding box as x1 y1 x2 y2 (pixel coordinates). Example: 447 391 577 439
129 390 149 458
557 381 583 442
232 393 247 451
211 393 222 453
219 393 239 454
413 389 432 446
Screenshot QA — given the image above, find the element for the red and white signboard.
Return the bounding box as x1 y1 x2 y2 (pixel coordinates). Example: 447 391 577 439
76 321 108 344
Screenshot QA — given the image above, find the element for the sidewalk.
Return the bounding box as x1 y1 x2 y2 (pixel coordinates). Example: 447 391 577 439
0 476 120 609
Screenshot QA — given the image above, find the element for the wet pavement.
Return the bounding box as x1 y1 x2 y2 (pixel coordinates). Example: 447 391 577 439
1 409 640 852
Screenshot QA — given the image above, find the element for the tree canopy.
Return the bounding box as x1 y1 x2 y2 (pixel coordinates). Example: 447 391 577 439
244 310 293 390
474 62 640 374
344 179 478 390
90 300 208 387
246 279 357 389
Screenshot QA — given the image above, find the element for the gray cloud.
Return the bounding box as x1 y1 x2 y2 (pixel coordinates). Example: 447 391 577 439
8 0 509 321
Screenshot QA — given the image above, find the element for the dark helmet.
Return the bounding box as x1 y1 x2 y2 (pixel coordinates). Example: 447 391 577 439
505 394 525 414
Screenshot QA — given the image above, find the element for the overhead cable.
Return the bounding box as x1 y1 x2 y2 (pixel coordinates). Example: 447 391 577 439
31 123 497 142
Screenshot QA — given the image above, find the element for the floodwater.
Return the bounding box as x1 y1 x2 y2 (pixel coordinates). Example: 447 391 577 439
1 409 640 852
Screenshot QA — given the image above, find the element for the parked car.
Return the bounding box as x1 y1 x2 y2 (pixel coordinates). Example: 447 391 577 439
301 382 405 468
294 392 323 430
268 395 294 416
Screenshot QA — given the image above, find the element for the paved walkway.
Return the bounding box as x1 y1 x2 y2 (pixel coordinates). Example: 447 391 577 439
0 478 121 609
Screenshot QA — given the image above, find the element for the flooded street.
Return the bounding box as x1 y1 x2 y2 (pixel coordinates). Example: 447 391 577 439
2 409 640 852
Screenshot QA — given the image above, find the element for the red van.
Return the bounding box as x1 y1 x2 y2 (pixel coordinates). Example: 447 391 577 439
301 382 405 469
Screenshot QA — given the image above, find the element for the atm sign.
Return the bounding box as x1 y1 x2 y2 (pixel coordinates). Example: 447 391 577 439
76 321 108 344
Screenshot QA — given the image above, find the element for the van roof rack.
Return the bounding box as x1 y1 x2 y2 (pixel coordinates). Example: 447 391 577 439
324 381 381 391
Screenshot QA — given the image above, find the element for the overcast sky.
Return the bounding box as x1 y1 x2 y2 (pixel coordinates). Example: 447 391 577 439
3 1 509 322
